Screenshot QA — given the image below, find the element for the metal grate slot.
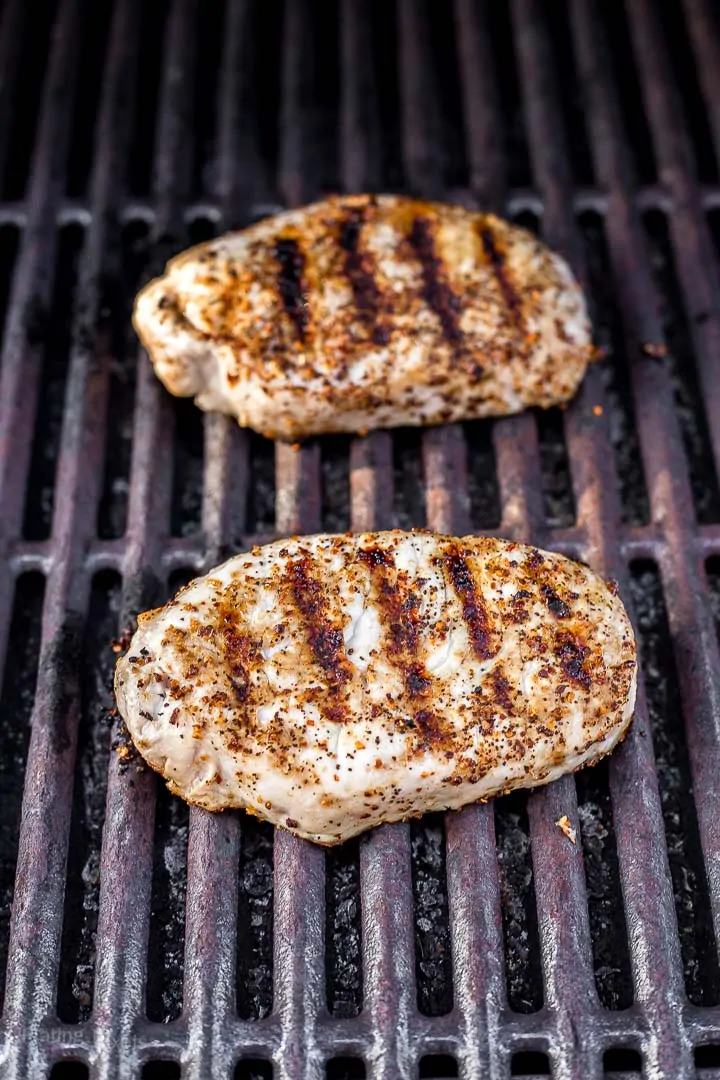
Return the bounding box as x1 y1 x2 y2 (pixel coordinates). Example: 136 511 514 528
0 573 45 1014
57 571 122 1022
411 816 453 1017
643 210 720 523
463 420 501 531
22 225 83 540
575 762 634 1010
97 221 150 540
321 438 352 535
495 792 543 1014
236 818 274 1021
578 212 650 526
325 840 362 1018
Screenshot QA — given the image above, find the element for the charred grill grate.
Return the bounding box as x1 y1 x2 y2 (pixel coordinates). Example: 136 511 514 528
1 0 720 1077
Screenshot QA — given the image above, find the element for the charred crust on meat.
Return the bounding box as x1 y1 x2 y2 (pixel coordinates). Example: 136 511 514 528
441 544 498 660
541 584 572 619
338 203 389 346
489 666 515 714
274 236 309 341
555 632 592 689
478 223 524 333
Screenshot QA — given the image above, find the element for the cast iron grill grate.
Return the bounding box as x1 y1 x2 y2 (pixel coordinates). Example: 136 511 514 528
1 0 720 1077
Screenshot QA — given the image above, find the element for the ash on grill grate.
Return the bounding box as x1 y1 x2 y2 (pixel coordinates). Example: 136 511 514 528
411 815 453 1017
57 572 122 1022
236 818 274 1021
575 761 634 1010
325 840 362 1018
495 791 543 1013
0 573 45 1014
630 561 720 1005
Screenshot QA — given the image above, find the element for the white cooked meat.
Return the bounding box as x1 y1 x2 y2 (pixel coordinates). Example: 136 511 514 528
133 195 592 441
114 532 636 845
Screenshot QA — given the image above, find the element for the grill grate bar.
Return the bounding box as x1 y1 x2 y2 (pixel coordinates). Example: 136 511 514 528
91 1 196 1076
572 0 720 1026
0 3 90 1078
514 2 694 1075
2 0 720 1076
625 0 720 477
682 0 720 164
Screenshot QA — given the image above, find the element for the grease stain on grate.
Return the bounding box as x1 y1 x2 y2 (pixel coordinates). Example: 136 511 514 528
495 790 544 1013
57 572 122 1023
0 573 45 1014
325 839 362 1018
630 561 720 1005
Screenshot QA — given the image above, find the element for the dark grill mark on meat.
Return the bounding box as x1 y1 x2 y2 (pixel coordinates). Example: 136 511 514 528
287 557 352 686
490 666 514 715
339 206 388 347
414 708 445 750
443 545 497 661
479 224 523 332
359 549 434 701
556 632 592 689
220 620 259 707
275 236 309 341
541 585 572 619
408 217 480 374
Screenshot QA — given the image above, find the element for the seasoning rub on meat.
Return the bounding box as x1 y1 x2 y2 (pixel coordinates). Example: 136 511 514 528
114 532 637 845
133 195 593 441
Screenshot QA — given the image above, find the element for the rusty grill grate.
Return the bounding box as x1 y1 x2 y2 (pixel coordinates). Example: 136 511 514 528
1 0 720 1077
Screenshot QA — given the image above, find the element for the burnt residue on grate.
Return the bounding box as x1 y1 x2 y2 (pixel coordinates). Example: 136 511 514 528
0 573 45 1014
393 429 427 531
236 817 274 1020
630 562 720 1005
22 225 84 541
97 221 151 540
325 839 362 1018
146 784 189 1023
643 211 720 524
575 760 634 1009
411 815 453 1017
579 212 650 526
321 437 351 534
495 791 543 1013
57 572 122 1022
464 419 501 531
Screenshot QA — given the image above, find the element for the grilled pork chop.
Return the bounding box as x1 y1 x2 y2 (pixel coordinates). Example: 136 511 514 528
114 532 636 844
133 195 592 441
